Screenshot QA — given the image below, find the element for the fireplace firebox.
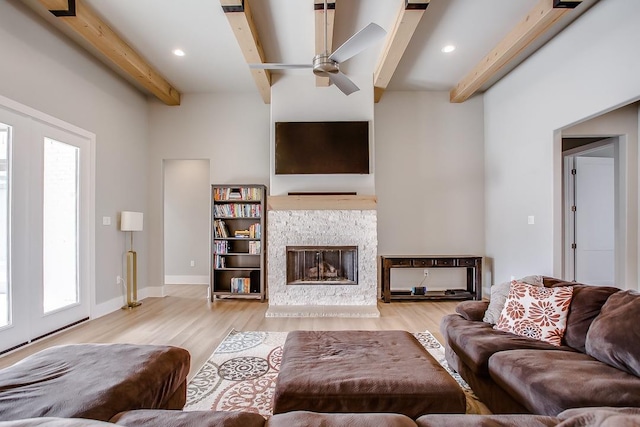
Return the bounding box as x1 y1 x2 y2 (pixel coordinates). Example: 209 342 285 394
286 246 358 285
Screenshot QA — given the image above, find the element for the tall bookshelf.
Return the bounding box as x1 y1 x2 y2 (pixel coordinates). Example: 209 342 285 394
211 184 266 302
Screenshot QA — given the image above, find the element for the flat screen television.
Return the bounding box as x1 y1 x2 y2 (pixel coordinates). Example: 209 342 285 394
275 121 370 174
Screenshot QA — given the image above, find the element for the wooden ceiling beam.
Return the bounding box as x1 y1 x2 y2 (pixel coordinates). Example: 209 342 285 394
373 0 429 103
221 0 271 104
314 1 336 87
450 0 582 103
29 0 181 106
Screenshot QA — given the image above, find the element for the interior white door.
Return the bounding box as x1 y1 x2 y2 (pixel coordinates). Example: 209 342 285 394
29 121 91 338
574 156 615 285
0 104 91 352
0 107 30 351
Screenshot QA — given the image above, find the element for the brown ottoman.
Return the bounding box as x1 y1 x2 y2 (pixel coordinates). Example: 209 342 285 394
0 344 190 422
273 331 466 419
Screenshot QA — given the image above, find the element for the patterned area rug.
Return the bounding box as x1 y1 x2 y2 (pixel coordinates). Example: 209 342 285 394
184 330 489 416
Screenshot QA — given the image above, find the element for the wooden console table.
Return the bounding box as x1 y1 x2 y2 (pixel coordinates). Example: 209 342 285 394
380 255 482 303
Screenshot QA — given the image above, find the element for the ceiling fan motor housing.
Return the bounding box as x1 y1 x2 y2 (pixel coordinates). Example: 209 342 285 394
313 54 339 76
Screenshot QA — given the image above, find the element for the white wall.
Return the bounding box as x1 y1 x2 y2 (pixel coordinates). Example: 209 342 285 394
270 74 375 195
564 103 639 138
484 0 640 290
0 1 150 308
148 93 270 290
374 91 485 288
163 159 210 284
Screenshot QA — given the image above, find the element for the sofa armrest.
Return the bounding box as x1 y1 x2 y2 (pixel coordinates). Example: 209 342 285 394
455 301 489 322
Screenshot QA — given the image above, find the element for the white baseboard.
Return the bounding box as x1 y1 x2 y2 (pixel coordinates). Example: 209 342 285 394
164 275 209 285
91 285 166 319
92 295 125 319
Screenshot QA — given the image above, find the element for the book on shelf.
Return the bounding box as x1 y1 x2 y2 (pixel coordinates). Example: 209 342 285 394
248 241 261 254
214 255 226 268
234 229 251 238
214 219 229 238
230 277 251 293
214 240 229 254
213 187 263 202
249 223 261 238
213 204 262 218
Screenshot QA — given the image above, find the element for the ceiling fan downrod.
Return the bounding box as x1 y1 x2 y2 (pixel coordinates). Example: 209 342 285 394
314 0 339 76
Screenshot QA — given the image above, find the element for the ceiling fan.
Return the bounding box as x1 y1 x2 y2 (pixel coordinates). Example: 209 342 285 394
249 0 386 96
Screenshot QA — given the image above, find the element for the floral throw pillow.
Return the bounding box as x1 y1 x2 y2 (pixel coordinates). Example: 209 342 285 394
494 281 574 346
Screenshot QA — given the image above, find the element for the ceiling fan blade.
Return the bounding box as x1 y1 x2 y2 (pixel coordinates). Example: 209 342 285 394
249 63 312 70
328 23 386 63
328 72 359 96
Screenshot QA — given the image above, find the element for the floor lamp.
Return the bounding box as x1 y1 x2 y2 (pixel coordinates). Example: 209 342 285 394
121 211 143 309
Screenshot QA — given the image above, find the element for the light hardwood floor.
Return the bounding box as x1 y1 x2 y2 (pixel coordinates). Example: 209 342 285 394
0 285 458 380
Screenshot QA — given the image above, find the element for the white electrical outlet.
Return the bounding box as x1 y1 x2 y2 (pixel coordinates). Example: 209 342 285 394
190 260 195 267
116 275 122 284
423 269 429 276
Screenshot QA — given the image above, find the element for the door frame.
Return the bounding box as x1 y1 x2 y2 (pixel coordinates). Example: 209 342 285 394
0 94 95 350
561 137 621 284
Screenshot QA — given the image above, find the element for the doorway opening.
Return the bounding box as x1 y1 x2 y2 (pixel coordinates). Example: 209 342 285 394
563 138 616 286
162 159 210 288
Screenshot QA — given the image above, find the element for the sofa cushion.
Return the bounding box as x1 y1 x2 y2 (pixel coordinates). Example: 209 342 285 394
586 290 640 377
494 282 573 346
266 411 417 427
416 414 559 427
560 285 619 352
456 301 489 322
0 419 113 426
489 349 640 416
111 410 266 427
483 276 543 324
441 314 571 377
557 407 640 427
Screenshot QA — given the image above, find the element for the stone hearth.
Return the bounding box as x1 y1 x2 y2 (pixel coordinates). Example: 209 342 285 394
266 196 378 317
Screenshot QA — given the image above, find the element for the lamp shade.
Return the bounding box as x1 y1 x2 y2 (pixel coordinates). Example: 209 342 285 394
120 211 144 232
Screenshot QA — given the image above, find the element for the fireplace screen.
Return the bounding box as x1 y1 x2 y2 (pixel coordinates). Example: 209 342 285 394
286 246 358 285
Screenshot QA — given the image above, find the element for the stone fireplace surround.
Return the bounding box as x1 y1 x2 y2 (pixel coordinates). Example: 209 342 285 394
266 195 379 317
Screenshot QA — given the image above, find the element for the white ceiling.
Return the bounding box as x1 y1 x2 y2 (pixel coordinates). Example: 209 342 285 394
75 0 592 97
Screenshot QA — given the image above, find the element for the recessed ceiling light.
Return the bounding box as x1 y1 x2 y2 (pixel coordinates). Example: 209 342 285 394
441 45 456 53
172 49 185 57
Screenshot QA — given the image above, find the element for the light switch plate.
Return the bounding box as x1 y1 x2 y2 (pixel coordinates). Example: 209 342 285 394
102 216 111 226
527 215 535 225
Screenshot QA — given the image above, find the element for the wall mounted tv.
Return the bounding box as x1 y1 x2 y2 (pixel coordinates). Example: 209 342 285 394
275 121 370 175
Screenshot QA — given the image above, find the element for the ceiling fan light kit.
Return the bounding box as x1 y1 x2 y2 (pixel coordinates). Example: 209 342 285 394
312 54 339 76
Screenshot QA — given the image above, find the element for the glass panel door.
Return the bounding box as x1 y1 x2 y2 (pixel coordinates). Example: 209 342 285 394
0 98 93 353
43 138 79 313
0 123 9 328
29 122 90 339
0 106 30 352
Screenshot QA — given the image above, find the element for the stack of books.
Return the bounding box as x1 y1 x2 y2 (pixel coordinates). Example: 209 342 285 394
248 241 261 254
214 219 229 238
213 204 262 218
213 240 229 254
213 187 262 201
234 229 251 238
230 277 251 293
214 255 226 268
249 223 261 238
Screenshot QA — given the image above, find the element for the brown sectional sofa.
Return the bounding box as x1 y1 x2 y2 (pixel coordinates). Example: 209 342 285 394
2 408 640 426
441 277 640 416
3 289 640 427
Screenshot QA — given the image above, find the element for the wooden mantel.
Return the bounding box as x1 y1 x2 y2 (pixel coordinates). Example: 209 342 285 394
267 195 377 211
